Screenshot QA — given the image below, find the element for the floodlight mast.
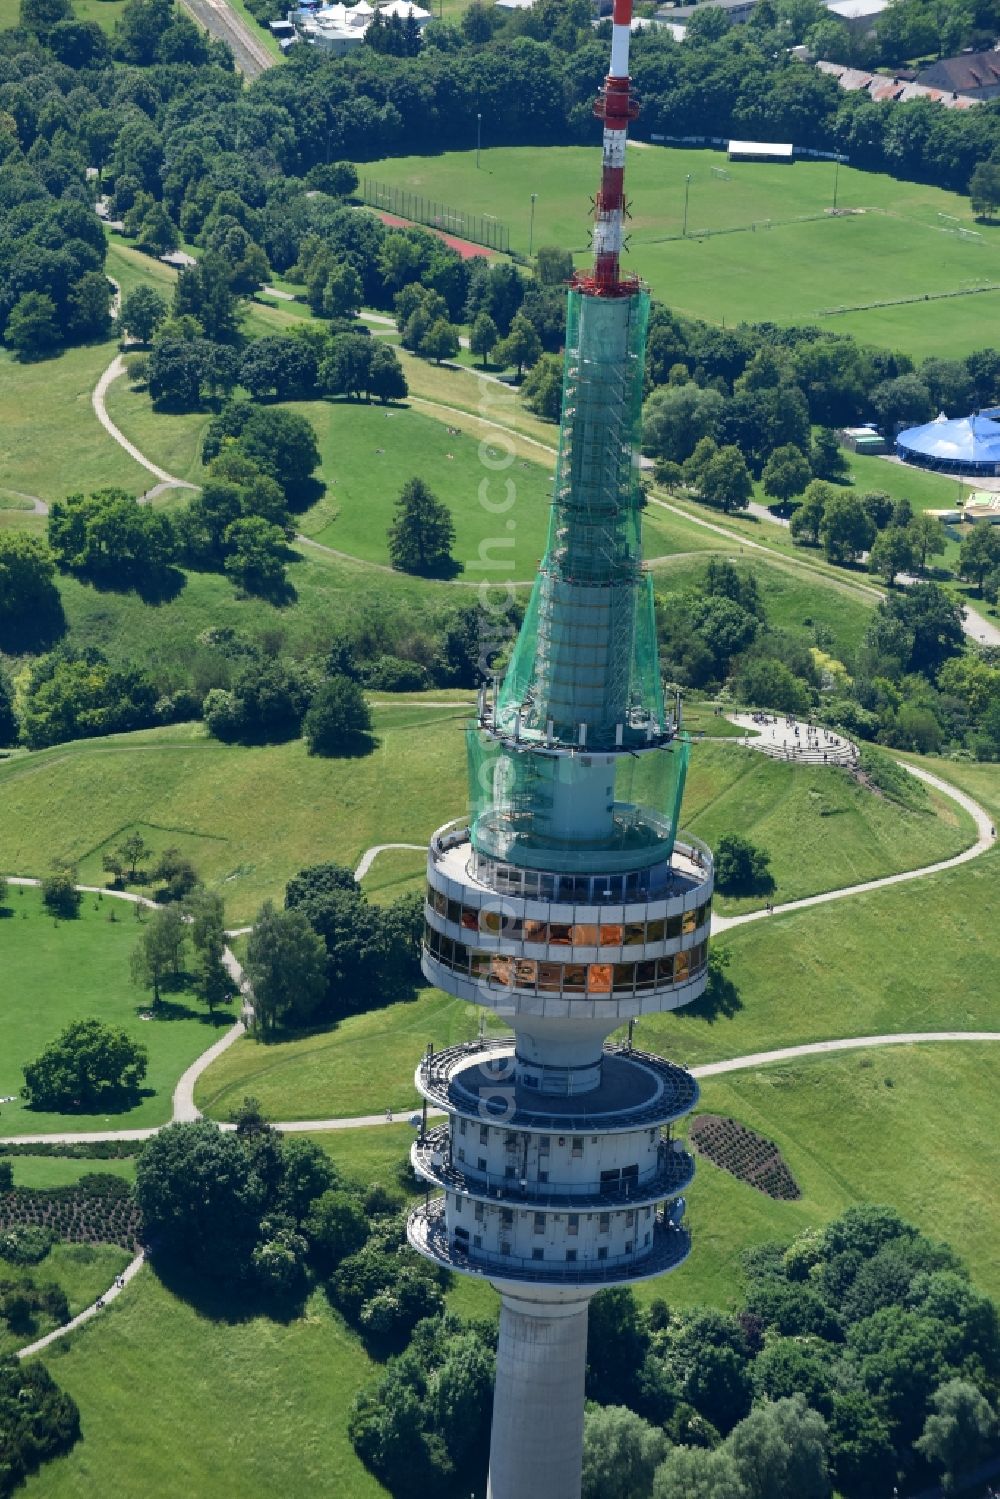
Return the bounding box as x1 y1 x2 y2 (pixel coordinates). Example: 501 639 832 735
582 0 639 295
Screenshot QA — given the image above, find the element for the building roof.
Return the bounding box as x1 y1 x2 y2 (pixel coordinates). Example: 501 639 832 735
728 139 794 157
825 0 888 17
658 0 755 16
897 410 1000 467
815 58 981 107
918 49 1000 95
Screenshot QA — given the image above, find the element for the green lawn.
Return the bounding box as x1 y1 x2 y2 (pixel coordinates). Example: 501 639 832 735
195 988 509 1122
0 708 469 926
363 146 1000 359
73 0 129 32
0 1243 132 1358
19 1272 389 1499
6 1154 137 1189
682 741 974 914
0 884 234 1137
0 343 149 505
359 846 428 905
666 1041 1000 1307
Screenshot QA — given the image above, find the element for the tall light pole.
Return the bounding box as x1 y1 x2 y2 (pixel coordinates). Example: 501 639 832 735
529 191 538 257
682 173 691 237
833 156 840 212
476 112 482 170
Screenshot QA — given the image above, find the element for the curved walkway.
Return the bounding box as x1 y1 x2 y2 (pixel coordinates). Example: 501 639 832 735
92 355 198 494
712 762 995 935
17 1251 144 1361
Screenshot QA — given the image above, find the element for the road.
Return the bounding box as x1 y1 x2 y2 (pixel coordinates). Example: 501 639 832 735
180 0 275 77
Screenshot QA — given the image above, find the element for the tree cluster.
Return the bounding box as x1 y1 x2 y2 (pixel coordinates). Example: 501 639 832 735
0 1357 80 1497
135 1110 444 1330
349 1314 496 1497
657 557 820 716
571 1205 1000 1499
243 862 423 1034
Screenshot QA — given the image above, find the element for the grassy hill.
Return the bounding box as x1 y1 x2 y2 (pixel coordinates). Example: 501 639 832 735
0 717 970 924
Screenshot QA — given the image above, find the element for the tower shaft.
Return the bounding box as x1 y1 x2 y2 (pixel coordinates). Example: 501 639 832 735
407 6 716 1497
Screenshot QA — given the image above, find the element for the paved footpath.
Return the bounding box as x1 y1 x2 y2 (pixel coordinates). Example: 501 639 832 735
714 761 995 935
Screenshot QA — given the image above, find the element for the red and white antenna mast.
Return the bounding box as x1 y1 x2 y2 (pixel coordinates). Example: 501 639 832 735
584 0 639 295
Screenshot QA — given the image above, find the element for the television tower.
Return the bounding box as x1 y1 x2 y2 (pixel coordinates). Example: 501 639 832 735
407 4 714 1495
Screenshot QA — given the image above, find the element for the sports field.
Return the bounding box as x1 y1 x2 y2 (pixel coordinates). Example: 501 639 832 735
364 145 1000 360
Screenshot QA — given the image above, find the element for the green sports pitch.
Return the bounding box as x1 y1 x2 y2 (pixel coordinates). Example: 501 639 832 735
363 144 1000 361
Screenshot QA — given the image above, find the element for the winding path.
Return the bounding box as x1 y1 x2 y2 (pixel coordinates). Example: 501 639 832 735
713 762 995 935
92 355 198 495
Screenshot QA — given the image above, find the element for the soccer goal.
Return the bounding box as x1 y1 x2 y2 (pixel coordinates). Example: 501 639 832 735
711 167 731 180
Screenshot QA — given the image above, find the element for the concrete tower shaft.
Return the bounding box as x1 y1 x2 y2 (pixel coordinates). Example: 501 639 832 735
405 5 713 1495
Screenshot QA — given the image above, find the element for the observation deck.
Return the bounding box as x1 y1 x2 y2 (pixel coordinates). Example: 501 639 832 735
414 1041 699 1133
411 1123 695 1209
407 1196 691 1287
428 819 713 905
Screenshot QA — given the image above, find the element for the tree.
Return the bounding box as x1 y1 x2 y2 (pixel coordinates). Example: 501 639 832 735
22 1019 147 1112
535 245 574 285
0 664 15 747
652 1446 746 1499
701 446 753 513
303 676 373 756
119 287 167 349
810 427 849 481
827 1391 897 1499
41 866 80 920
908 513 945 573
819 492 875 564
789 480 832 546
387 478 456 576
245 901 328 1035
469 310 499 366
223 517 288 599
762 444 811 505
130 905 188 1003
582 1406 668 1499
522 352 563 421
136 202 179 257
871 373 934 433
202 404 321 502
304 1189 369 1271
5 292 60 361
135 1121 267 1276
117 831 151 881
915 1379 995 1490
0 533 61 647
419 317 461 365
868 525 914 586
152 847 199 902
48 490 177 589
19 0 71 32
492 312 542 377
285 863 360 907
959 523 1000 594
726 1395 831 1499
714 835 774 896
969 160 1000 221
322 262 363 319
173 253 236 343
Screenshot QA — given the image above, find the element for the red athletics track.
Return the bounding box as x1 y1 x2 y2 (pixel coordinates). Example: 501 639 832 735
373 210 496 260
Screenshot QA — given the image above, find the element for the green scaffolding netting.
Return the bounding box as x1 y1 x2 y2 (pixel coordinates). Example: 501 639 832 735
467 729 690 874
495 288 664 753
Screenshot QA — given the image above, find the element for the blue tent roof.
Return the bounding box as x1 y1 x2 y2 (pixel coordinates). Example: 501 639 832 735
897 409 1000 466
